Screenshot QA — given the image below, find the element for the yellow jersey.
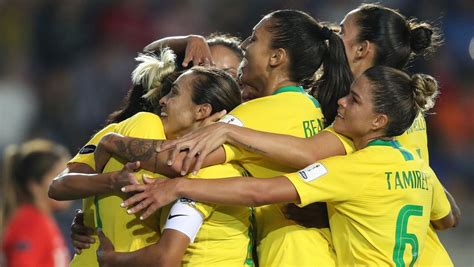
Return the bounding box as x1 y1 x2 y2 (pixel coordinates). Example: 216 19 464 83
397 112 429 161
70 112 166 267
160 164 254 267
396 113 453 266
69 123 117 267
221 86 335 266
285 140 451 266
96 112 166 252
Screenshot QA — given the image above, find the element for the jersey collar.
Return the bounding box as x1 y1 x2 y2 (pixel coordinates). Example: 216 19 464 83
367 139 398 147
367 139 414 161
272 85 305 95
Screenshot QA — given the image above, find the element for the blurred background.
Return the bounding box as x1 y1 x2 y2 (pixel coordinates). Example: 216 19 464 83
0 0 472 265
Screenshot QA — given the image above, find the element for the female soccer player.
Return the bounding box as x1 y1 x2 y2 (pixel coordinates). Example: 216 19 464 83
160 4 457 265
95 9 353 266
121 65 457 266
86 4 459 265
49 50 251 266
94 67 253 267
162 3 441 175
61 32 251 262
2 139 71 267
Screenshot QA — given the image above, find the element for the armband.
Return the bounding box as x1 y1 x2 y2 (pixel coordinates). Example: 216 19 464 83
163 198 203 242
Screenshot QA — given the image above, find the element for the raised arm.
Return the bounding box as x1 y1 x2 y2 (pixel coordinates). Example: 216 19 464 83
162 123 348 174
144 35 213 68
121 176 298 220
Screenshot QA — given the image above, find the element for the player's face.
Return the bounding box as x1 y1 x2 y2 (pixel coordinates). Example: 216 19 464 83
334 74 379 140
339 10 362 76
239 16 274 92
159 71 200 139
210 44 241 78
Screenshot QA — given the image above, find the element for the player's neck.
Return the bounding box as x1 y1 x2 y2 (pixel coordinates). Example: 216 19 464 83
353 133 392 150
264 74 296 96
34 196 52 215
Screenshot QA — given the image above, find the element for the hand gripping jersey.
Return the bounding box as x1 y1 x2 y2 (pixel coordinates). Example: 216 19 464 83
69 112 166 267
285 140 451 266
221 86 336 266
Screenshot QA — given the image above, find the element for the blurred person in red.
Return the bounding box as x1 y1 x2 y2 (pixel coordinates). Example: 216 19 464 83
1 139 71 267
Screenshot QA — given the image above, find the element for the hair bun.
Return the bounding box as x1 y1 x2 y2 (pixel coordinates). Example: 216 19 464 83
411 74 439 112
410 24 434 54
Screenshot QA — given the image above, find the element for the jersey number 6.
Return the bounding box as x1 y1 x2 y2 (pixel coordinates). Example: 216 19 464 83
393 204 423 267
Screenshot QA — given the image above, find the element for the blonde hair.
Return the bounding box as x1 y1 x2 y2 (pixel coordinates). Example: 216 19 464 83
131 48 176 106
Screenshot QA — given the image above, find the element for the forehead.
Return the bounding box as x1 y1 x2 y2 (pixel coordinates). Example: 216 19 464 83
351 74 373 98
210 45 241 66
341 9 358 27
254 16 272 33
175 71 196 89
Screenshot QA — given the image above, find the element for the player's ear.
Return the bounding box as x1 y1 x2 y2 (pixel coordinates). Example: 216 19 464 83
269 48 287 67
195 103 212 120
371 113 388 131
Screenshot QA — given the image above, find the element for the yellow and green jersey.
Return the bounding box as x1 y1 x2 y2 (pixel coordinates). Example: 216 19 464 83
161 164 254 267
221 86 336 266
285 140 451 266
69 123 117 267
396 113 453 266
70 112 166 267
329 114 453 265
397 112 429 161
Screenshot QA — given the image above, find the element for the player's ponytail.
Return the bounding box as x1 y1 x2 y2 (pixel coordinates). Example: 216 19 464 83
312 28 353 126
364 66 439 137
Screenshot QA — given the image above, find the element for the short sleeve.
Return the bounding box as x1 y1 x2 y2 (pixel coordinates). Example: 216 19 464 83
322 126 355 155
68 123 117 169
222 144 259 164
284 157 366 206
115 112 165 139
429 169 451 220
219 111 265 164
